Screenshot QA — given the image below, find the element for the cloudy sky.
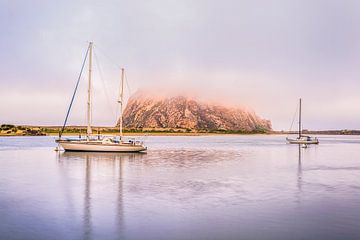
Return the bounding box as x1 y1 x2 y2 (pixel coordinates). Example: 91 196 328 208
1 0 360 130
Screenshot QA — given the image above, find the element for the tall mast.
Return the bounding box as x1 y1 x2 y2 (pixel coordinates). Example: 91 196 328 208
87 42 93 138
118 68 125 138
298 98 302 138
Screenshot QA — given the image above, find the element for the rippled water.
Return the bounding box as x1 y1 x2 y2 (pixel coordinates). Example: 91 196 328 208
0 135 360 240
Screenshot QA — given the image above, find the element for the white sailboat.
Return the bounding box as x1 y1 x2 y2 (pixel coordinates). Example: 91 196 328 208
56 42 147 152
286 98 319 145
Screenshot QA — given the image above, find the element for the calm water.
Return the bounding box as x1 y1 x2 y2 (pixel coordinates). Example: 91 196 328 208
0 135 360 240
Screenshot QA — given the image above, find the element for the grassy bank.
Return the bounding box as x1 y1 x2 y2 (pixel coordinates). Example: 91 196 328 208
0 124 46 136
46 126 270 136
0 124 270 136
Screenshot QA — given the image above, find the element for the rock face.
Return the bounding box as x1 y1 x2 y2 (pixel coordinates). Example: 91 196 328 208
121 92 272 132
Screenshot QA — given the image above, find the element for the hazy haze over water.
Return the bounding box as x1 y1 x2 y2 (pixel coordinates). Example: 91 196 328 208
1 0 360 130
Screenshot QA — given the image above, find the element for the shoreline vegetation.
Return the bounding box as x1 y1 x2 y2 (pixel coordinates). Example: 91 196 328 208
1 124 360 136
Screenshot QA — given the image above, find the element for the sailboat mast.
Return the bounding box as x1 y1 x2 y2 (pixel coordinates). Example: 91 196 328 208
298 98 302 138
87 42 93 138
118 68 125 138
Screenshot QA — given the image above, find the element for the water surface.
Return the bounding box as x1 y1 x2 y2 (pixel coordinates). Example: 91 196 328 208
0 135 360 240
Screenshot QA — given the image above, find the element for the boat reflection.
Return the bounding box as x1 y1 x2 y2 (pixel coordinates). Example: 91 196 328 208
57 152 145 239
59 151 146 162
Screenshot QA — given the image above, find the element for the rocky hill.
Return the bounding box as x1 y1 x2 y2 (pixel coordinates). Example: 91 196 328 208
121 92 272 133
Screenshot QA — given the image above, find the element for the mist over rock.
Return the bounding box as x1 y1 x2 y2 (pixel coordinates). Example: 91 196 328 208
121 91 272 132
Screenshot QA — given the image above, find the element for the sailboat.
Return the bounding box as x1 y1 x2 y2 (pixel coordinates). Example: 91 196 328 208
286 98 319 144
56 42 147 152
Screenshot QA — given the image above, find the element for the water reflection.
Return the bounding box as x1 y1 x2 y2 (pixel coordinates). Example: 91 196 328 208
1 136 360 239
297 145 302 193
57 152 145 240
84 155 91 240
59 151 146 162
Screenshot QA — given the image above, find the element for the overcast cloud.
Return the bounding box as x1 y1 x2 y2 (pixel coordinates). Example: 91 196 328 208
1 0 360 130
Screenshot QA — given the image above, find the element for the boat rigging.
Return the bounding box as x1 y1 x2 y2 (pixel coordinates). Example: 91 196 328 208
286 98 319 145
56 42 147 152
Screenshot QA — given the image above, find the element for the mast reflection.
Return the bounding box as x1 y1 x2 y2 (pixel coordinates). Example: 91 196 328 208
57 151 145 239
84 155 91 240
297 145 302 193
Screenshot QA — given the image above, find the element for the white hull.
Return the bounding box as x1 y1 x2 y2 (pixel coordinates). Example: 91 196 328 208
286 138 319 145
57 140 147 152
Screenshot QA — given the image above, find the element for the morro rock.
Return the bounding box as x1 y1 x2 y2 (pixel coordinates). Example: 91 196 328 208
120 91 272 132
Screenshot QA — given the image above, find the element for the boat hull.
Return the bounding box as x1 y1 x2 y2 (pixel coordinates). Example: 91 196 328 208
286 138 319 145
56 140 147 152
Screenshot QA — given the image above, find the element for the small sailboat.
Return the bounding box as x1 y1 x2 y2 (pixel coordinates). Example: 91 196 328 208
56 42 147 152
286 98 319 145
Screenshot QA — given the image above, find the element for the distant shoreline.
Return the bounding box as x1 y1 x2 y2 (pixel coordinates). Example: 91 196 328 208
272 130 360 135
1 124 360 136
